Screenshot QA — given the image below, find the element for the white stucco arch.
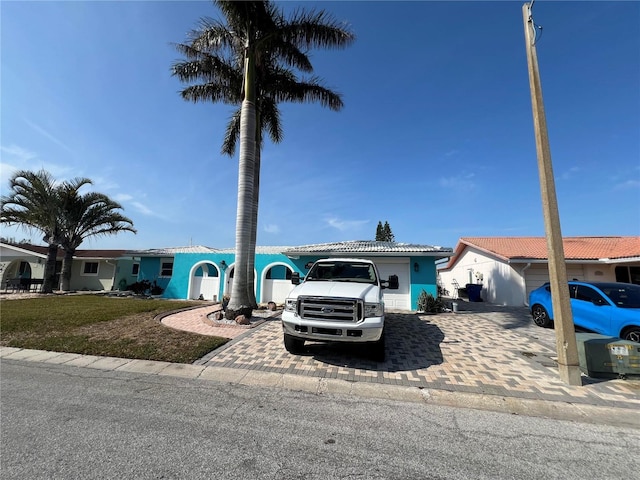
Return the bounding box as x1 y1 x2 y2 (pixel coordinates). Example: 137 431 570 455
223 263 258 299
260 262 294 304
187 261 222 301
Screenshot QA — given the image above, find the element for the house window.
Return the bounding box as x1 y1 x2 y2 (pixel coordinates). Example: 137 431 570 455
131 263 139 276
615 266 640 285
160 259 173 277
82 261 99 276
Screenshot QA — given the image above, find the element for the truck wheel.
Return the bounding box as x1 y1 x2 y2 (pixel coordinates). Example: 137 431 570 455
284 334 305 354
370 331 386 362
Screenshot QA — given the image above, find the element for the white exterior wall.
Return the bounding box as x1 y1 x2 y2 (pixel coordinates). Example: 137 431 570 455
438 248 522 305
0 245 46 286
581 263 617 283
70 259 117 291
438 249 596 307
438 243 624 307
0 259 46 283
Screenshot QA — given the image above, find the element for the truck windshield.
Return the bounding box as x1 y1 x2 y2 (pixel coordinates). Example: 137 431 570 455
307 262 377 284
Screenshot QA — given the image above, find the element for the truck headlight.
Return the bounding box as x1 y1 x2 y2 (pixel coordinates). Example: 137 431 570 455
364 302 383 317
285 298 297 312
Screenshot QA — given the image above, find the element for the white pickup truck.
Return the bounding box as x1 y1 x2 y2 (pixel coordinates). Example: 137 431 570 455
281 258 399 361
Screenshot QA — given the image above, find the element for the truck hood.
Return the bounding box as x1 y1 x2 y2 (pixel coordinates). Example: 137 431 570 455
289 281 381 303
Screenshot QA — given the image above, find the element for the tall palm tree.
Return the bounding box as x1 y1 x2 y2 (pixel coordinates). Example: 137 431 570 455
57 180 136 291
221 65 346 308
1 169 62 293
173 0 354 317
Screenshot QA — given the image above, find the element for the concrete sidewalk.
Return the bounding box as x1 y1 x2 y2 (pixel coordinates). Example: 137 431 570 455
2 300 639 428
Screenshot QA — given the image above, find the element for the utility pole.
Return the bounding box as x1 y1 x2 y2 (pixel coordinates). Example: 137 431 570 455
522 2 581 386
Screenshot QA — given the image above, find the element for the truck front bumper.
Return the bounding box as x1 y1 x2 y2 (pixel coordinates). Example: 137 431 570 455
281 312 384 343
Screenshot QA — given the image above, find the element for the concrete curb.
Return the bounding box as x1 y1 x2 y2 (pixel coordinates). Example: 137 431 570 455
2 346 638 430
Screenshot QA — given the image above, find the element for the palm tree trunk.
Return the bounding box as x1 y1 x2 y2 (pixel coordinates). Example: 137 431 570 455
226 98 257 320
245 133 261 309
41 243 58 293
60 249 74 291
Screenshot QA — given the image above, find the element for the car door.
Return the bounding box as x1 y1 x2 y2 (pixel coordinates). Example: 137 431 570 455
570 285 612 334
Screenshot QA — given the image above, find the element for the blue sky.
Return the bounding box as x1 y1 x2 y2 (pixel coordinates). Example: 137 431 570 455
1 1 639 251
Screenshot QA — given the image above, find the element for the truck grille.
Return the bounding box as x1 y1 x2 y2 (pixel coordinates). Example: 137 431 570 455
298 296 362 322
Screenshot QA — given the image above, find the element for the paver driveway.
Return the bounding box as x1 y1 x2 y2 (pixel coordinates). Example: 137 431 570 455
187 303 639 408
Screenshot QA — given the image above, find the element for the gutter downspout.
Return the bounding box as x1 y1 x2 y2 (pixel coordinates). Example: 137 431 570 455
521 263 531 307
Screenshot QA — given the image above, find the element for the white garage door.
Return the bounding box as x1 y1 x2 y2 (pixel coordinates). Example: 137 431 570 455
525 263 586 302
374 259 411 310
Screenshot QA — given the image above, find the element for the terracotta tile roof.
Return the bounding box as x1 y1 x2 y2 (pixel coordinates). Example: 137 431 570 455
450 236 640 265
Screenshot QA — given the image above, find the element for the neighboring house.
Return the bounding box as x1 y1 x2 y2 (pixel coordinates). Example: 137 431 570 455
437 236 640 307
0 242 131 292
131 240 454 311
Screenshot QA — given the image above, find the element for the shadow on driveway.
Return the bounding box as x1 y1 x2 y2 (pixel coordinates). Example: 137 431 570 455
294 313 445 373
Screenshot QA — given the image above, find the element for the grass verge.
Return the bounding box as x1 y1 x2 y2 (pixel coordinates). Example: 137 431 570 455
0 295 228 363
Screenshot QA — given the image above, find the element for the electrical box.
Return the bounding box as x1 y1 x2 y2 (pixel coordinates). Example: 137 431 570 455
576 333 640 378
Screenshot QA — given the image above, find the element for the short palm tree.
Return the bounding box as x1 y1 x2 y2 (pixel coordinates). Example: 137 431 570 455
1 170 136 293
1 169 62 293
57 180 136 291
173 0 354 317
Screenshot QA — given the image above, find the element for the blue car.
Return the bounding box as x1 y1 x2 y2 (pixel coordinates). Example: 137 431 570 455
529 281 640 343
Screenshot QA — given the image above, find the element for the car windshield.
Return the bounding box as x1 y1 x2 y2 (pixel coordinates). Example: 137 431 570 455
307 261 377 284
599 284 640 308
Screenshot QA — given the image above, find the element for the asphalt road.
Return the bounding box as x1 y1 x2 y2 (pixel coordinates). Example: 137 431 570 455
1 359 638 480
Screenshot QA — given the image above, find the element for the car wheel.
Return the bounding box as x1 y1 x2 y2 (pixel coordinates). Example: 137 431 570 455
531 304 552 328
284 333 305 354
621 326 640 344
370 331 386 362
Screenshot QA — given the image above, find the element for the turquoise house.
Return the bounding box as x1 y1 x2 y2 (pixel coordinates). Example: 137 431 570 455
130 241 453 311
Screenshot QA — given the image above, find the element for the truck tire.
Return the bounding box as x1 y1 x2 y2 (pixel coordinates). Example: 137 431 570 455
370 331 386 362
284 334 305 354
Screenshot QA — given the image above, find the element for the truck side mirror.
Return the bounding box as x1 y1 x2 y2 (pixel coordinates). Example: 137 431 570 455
387 275 399 290
291 272 301 285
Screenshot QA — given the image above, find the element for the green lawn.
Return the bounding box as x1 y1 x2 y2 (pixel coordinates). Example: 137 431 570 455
0 295 228 363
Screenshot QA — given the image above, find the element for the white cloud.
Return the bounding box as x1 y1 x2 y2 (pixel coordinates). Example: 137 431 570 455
131 201 155 216
0 145 37 186
0 144 37 162
264 224 280 234
560 166 580 180
613 179 640 190
439 173 476 190
91 175 119 192
325 217 369 231
24 119 74 154
115 193 134 202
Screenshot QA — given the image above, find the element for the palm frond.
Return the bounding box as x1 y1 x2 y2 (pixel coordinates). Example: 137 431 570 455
283 8 355 50
222 109 242 157
260 98 283 144
179 83 238 104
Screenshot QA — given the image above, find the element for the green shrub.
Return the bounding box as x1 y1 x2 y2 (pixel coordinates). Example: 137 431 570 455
417 290 444 313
